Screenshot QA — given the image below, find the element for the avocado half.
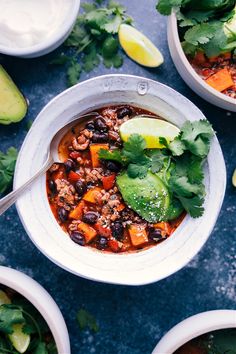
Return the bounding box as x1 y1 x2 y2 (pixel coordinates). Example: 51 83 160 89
0 65 27 125
117 171 183 222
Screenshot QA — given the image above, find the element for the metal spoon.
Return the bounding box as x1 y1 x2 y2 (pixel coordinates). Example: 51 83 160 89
0 112 99 216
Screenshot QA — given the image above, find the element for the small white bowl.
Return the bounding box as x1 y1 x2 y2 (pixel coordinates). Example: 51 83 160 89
152 309 236 353
14 74 226 285
168 13 236 112
0 0 80 58
0 266 70 354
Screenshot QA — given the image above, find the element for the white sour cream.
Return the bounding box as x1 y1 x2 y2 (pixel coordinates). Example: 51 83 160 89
0 0 73 48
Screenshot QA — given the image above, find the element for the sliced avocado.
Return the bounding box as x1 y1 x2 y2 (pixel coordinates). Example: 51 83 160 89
0 65 27 124
117 171 171 222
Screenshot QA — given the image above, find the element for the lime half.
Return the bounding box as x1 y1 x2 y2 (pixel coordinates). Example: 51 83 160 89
118 24 164 67
120 117 180 148
0 290 11 305
8 324 30 354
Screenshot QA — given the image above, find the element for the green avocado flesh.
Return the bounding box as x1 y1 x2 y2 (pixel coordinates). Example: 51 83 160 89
117 171 183 222
117 171 177 222
0 65 27 124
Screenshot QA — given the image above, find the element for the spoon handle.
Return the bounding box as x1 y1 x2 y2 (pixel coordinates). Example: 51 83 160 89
0 155 53 216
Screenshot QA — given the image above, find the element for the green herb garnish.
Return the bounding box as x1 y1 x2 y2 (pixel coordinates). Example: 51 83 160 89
99 119 214 218
0 147 18 194
156 0 236 57
51 0 133 86
77 309 99 333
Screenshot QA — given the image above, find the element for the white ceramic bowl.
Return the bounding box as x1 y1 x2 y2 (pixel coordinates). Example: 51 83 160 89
0 266 70 354
152 309 236 353
0 0 80 58
168 13 236 112
14 74 226 286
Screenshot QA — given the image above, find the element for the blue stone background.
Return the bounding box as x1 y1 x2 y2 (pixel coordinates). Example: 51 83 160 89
0 0 235 353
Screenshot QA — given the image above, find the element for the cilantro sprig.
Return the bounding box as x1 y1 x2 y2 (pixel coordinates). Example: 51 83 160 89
156 0 236 57
99 119 214 218
0 147 18 195
77 309 99 333
51 0 133 86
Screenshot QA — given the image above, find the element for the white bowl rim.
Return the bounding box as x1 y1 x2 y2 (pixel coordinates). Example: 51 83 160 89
168 12 236 107
14 74 226 286
0 0 80 56
0 266 70 354
152 309 236 353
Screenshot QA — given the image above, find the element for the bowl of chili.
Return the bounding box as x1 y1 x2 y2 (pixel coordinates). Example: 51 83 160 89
168 13 236 112
14 74 226 285
152 309 236 354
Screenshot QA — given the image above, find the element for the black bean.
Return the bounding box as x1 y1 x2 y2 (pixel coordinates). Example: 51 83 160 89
82 211 99 224
85 121 95 131
58 207 68 222
49 180 56 193
92 132 108 143
70 231 85 246
148 228 164 242
116 106 133 119
111 221 124 240
94 117 107 132
97 236 108 250
75 180 87 197
105 160 121 172
64 159 75 173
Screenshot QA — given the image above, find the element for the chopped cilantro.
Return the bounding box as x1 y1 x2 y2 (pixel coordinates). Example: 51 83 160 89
0 147 18 194
51 0 133 86
77 309 99 332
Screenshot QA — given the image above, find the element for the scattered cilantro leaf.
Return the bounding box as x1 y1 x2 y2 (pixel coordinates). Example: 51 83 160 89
50 0 133 86
127 163 150 179
184 23 215 45
99 149 124 164
77 309 99 332
0 147 18 194
168 136 186 156
156 0 184 15
178 195 204 217
33 341 48 354
169 175 204 197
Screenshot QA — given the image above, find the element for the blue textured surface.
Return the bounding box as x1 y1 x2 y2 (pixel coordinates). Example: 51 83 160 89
0 1 236 353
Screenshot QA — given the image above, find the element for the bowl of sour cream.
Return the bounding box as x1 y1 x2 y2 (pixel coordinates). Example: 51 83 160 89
0 0 80 58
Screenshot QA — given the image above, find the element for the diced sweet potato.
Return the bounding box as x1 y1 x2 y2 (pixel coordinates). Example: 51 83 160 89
205 68 234 92
83 187 102 204
153 222 172 236
128 224 148 247
78 222 97 243
116 203 126 212
69 200 85 220
90 144 109 168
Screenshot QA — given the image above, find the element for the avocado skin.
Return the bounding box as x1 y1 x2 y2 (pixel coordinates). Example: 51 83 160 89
117 171 170 222
0 65 27 124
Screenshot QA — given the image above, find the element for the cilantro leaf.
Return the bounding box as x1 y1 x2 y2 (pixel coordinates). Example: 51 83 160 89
33 341 48 354
169 176 204 197
127 163 149 179
0 147 18 194
122 134 149 165
184 23 216 45
148 149 169 173
156 0 184 15
181 120 214 157
67 60 82 86
0 305 25 334
168 136 186 156
99 149 124 164
203 22 227 57
77 309 99 332
178 195 204 217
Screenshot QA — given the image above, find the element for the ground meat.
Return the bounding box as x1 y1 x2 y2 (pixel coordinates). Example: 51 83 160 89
84 168 103 183
49 163 60 173
55 179 77 210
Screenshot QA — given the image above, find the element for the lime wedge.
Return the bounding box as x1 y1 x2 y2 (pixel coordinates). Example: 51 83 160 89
118 24 164 67
120 117 180 148
0 290 11 305
8 324 30 353
232 169 236 187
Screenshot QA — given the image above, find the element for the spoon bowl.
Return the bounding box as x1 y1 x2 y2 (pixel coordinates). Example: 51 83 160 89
0 112 98 216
